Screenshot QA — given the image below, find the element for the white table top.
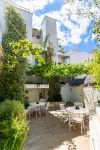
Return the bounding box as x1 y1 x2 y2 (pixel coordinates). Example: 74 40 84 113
30 102 46 107
66 106 89 114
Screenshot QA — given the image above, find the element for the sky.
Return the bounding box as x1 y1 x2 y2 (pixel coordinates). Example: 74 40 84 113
15 0 98 52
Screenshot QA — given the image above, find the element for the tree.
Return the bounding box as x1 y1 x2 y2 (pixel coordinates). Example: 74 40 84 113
2 5 27 53
64 0 100 42
27 62 89 101
0 40 44 102
89 49 100 87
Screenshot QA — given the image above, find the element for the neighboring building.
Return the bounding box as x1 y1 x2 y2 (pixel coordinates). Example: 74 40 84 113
32 15 93 66
57 52 70 65
0 1 94 102
0 0 32 44
67 50 93 64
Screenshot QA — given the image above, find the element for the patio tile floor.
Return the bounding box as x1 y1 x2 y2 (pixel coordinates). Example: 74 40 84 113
24 106 90 150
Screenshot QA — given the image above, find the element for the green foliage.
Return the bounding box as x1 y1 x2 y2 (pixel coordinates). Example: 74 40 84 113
27 62 89 101
89 49 100 87
2 5 26 53
93 20 100 42
0 54 27 102
27 62 89 77
58 48 65 53
10 40 44 63
0 40 44 102
0 100 28 150
46 77 61 101
43 34 55 62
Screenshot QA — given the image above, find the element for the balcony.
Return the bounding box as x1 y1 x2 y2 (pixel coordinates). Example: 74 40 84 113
26 75 47 84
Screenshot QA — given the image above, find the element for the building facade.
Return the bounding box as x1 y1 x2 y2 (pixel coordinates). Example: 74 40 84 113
0 0 32 44
32 16 93 66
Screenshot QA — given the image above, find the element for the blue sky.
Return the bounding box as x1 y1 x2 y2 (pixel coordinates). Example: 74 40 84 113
16 0 97 52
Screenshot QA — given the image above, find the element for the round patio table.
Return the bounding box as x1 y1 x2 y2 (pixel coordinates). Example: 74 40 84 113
66 106 89 129
66 106 89 115
30 102 46 107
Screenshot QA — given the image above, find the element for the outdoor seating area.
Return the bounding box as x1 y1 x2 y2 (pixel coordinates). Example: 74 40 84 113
24 104 90 150
26 101 49 117
1 1 100 150
26 102 89 135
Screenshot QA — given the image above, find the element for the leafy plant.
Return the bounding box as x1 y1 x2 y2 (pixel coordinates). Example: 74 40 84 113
0 100 28 150
89 49 100 87
0 40 44 102
27 62 89 101
2 5 26 53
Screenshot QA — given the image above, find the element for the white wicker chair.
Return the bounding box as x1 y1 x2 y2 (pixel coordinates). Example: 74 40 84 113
60 104 68 122
41 102 49 116
68 111 84 134
27 106 41 118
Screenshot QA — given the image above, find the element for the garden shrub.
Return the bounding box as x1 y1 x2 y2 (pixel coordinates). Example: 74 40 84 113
0 100 28 150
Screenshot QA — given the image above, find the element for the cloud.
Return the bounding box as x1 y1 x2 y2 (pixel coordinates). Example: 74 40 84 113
70 35 82 44
91 33 97 40
84 36 90 43
15 0 98 46
15 0 54 12
32 14 45 29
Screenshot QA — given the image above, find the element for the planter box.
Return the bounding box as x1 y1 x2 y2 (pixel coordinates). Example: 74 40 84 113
49 102 65 107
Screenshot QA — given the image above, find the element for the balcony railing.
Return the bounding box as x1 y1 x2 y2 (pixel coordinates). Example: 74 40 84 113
26 75 47 84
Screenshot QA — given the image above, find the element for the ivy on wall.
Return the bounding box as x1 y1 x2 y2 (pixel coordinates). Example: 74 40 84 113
2 5 27 53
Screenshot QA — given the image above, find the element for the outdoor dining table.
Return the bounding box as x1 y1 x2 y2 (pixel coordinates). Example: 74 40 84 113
66 106 89 115
28 102 46 116
66 106 89 129
30 102 46 107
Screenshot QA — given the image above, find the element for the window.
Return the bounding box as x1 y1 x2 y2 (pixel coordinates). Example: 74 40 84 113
35 59 38 64
91 59 93 63
37 36 40 39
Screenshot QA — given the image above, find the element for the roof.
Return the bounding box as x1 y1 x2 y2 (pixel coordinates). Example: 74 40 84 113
58 51 68 57
67 50 93 55
3 0 32 14
41 15 57 26
70 74 95 86
70 74 87 86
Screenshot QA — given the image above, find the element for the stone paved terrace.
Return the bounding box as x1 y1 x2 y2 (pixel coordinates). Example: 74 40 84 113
24 106 90 150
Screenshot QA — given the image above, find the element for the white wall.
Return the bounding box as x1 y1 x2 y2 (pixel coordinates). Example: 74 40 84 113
0 0 32 44
67 50 93 64
61 85 70 101
83 87 100 108
32 36 41 44
61 85 83 103
26 88 48 102
41 16 58 64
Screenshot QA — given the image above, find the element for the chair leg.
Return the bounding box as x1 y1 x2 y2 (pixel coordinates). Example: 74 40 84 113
81 123 82 134
46 109 48 116
39 109 41 116
36 111 37 118
69 121 71 131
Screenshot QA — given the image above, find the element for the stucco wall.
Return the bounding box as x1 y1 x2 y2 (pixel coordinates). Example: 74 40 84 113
83 87 100 108
58 55 65 64
27 88 48 102
32 36 41 44
61 85 83 103
41 16 58 64
0 0 32 44
67 50 93 64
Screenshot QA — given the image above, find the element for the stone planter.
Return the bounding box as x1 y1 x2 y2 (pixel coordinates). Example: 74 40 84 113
49 102 65 107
